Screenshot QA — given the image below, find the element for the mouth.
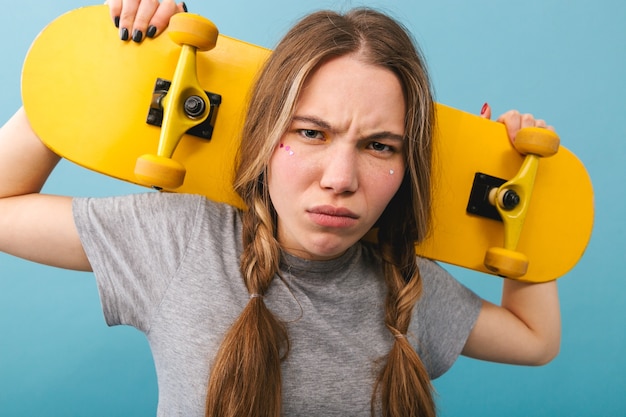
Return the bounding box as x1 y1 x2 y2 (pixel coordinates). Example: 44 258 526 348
309 205 359 218
307 205 359 228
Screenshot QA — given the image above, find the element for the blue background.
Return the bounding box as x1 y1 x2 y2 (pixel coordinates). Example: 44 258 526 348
1 0 624 416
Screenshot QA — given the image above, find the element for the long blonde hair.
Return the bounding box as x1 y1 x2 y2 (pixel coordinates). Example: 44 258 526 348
205 8 435 417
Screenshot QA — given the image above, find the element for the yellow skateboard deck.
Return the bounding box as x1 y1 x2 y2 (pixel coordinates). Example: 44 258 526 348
21 5 594 283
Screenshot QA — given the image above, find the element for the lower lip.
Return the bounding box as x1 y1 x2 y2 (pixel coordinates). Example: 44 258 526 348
308 212 358 228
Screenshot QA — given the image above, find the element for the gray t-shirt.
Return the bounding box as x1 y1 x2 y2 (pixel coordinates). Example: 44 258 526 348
73 192 481 416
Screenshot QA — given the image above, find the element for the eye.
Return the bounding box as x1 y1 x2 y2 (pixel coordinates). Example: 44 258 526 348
368 141 395 153
298 129 324 140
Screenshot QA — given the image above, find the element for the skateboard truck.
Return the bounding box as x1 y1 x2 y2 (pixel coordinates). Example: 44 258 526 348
147 78 222 141
134 13 219 190
468 127 560 279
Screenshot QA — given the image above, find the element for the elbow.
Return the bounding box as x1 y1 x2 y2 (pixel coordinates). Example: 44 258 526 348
531 350 559 366
528 335 561 366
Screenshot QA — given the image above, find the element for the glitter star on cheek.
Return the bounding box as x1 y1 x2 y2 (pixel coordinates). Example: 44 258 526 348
279 144 294 155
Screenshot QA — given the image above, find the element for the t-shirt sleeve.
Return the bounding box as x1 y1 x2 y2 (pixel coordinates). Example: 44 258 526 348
72 192 206 331
413 258 483 379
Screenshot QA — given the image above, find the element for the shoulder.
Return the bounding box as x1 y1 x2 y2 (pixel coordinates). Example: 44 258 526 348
418 258 476 301
73 192 240 223
72 192 243 254
412 258 482 378
73 191 202 215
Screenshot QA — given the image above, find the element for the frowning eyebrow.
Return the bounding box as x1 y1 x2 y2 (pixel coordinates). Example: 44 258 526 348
291 115 405 142
291 115 332 130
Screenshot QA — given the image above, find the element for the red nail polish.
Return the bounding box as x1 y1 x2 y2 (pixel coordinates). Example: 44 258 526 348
480 102 489 115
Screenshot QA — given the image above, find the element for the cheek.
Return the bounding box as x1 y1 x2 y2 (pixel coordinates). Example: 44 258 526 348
369 157 405 183
269 144 301 181
364 163 406 209
268 150 285 199
267 145 307 205
269 141 324 184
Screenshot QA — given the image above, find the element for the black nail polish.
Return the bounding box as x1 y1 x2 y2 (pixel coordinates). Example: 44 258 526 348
132 29 143 43
120 27 129 41
146 25 157 38
182 2 188 12
114 16 120 28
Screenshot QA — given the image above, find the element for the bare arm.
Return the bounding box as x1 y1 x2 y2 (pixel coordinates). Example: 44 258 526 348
0 108 90 271
462 107 561 365
1 2 183 271
463 280 560 365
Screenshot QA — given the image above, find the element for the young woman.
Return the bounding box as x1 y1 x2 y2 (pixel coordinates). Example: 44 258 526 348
0 1 560 416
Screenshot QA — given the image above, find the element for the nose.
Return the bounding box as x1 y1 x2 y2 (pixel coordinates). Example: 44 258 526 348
319 145 359 194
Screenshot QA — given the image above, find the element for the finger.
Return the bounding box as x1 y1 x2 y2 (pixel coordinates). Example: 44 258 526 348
533 118 557 133
106 0 122 28
520 113 537 129
118 0 141 41
131 0 160 42
534 118 555 132
480 102 492 120
146 0 182 38
496 110 522 144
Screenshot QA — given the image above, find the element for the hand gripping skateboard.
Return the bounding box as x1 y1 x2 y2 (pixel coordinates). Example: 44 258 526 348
21 6 594 283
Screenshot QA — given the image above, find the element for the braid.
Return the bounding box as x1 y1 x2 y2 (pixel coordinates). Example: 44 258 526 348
371 173 436 417
373 232 436 417
205 196 288 417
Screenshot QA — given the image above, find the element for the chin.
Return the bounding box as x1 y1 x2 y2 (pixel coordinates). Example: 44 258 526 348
304 238 357 260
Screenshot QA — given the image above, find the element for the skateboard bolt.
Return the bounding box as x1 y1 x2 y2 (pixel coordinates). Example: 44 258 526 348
501 189 520 210
184 96 206 118
156 79 169 89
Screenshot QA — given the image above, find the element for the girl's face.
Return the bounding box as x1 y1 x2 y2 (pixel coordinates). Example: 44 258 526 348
267 54 407 260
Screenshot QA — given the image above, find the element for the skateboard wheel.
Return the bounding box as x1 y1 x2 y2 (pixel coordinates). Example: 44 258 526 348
168 13 219 51
513 127 560 157
135 154 186 190
484 247 529 278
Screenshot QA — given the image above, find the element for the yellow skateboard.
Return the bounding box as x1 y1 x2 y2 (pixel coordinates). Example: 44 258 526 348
21 5 594 283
